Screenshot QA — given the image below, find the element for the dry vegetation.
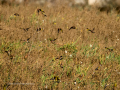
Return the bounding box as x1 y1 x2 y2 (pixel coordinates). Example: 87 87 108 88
0 3 120 90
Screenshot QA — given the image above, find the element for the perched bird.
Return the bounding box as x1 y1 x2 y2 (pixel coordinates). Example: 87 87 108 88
50 76 60 83
37 9 47 16
37 28 42 31
95 67 100 70
87 28 95 33
14 13 19 16
20 37 31 43
5 50 14 60
27 37 31 42
37 9 45 14
55 56 63 60
59 56 63 60
69 26 76 30
24 28 30 31
20 27 30 31
105 47 113 52
58 28 63 33
49 38 57 44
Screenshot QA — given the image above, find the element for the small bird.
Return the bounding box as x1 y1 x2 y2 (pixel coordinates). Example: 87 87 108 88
50 76 60 83
20 27 30 31
69 26 76 30
36 28 42 31
95 67 100 70
27 37 31 42
5 50 14 60
14 13 19 16
37 9 47 16
49 38 57 44
55 56 63 60
37 9 45 14
87 28 95 33
24 28 30 31
105 47 113 52
58 28 63 33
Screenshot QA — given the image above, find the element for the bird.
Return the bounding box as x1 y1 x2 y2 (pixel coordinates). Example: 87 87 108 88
55 56 63 60
36 28 42 31
5 50 14 60
105 47 113 52
37 9 45 14
37 9 47 16
49 38 57 44
69 26 76 30
50 76 60 83
20 27 30 31
58 28 63 33
24 28 30 31
87 28 95 33
27 37 31 42
14 13 19 16
95 67 100 70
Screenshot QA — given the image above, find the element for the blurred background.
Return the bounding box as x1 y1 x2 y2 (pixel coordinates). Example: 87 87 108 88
0 0 86 7
0 0 120 11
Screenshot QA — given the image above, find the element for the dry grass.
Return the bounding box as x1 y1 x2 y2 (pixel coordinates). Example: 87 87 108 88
0 3 120 90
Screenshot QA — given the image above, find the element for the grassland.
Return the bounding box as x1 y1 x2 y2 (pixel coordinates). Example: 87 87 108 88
0 3 120 90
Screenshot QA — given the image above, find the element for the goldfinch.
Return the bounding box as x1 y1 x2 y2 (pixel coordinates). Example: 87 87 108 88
20 27 30 31
69 26 76 30
27 37 31 42
58 28 63 33
37 28 42 31
50 76 60 83
105 47 113 52
87 28 95 33
49 38 57 44
37 9 45 13
37 9 47 16
14 13 19 16
5 50 14 60
55 56 63 60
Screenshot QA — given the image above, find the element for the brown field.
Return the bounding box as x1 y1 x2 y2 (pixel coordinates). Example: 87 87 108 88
0 3 120 90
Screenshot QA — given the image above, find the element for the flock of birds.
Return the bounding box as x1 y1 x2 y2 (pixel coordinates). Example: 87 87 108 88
2 8 116 89
7 8 114 61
